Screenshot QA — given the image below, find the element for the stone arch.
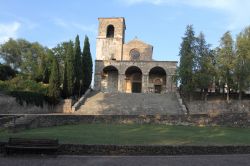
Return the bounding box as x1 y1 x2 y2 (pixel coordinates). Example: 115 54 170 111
125 66 142 93
106 25 114 38
101 65 118 92
149 66 167 93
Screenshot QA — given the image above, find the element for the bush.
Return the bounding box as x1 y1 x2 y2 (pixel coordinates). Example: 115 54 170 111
0 64 16 81
2 75 48 94
0 76 58 107
0 80 9 92
10 91 45 107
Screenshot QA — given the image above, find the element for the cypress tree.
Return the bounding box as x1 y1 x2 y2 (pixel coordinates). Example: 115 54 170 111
194 32 215 101
62 41 75 98
178 25 196 101
82 36 93 93
62 61 68 98
66 41 75 97
74 35 82 97
48 57 61 104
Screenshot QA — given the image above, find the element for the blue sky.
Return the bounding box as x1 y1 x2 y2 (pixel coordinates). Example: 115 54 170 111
1 0 250 62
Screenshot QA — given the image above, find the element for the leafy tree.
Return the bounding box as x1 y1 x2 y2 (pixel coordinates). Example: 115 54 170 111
0 38 52 82
178 25 196 101
235 27 250 100
52 42 69 84
217 31 235 103
48 57 61 104
0 38 22 70
74 35 82 97
21 42 47 81
194 32 215 101
82 36 93 93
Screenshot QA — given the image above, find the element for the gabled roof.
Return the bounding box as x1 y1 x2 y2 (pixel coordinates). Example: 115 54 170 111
126 37 153 47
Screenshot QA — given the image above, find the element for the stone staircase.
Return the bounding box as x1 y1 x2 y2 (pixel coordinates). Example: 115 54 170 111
76 91 183 115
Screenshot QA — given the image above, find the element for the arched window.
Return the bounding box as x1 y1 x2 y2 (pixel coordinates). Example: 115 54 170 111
106 25 114 38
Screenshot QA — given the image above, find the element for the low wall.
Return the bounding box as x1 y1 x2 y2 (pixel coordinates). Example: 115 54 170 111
1 142 250 155
0 95 52 114
55 99 73 113
186 100 250 114
0 94 74 114
13 113 250 130
58 144 250 155
72 89 92 112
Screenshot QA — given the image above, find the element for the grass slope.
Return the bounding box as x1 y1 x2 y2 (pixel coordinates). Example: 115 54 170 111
1 124 250 145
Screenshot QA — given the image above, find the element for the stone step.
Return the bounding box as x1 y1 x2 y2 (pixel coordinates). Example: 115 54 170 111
76 91 183 115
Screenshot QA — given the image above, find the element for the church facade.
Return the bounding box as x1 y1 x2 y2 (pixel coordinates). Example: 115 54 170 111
94 17 177 93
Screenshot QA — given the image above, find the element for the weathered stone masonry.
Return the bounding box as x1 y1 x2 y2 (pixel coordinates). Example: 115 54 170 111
94 17 178 93
94 60 177 93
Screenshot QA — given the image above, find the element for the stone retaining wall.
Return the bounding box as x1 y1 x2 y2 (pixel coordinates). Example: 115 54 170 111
58 144 250 155
186 100 250 114
10 113 250 131
1 142 250 155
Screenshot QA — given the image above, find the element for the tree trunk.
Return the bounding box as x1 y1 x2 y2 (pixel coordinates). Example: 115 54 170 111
204 92 207 102
226 88 230 103
239 91 242 101
201 89 203 100
189 92 193 102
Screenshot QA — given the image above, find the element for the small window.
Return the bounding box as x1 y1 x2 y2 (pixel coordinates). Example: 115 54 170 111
110 54 116 60
106 25 114 38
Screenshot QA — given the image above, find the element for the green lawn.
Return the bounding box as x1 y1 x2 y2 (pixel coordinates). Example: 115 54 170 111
1 124 250 145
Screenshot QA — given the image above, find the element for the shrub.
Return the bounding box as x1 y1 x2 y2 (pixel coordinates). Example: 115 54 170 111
0 64 16 81
0 76 57 107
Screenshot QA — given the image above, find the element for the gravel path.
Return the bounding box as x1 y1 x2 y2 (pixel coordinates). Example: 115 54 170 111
1 154 250 166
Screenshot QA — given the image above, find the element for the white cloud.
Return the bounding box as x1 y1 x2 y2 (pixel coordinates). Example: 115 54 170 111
71 23 97 34
118 0 250 30
0 22 21 43
53 18 68 28
53 18 97 34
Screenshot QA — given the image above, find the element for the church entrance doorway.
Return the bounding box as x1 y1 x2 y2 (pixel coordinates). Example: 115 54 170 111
132 82 142 93
125 66 142 93
154 85 161 93
149 67 167 94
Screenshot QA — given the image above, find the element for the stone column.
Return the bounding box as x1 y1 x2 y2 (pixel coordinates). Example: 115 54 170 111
166 74 175 92
118 74 125 93
94 73 102 91
142 74 149 93
171 74 177 91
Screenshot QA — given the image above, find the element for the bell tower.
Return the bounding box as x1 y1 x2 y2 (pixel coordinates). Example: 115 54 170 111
96 17 126 60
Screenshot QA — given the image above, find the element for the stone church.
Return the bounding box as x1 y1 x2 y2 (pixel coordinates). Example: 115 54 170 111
94 17 177 93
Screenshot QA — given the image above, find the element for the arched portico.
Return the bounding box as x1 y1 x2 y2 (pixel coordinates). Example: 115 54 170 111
101 65 118 92
125 66 142 93
149 66 167 93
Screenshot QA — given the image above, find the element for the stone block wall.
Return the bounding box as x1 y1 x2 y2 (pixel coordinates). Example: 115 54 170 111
186 100 250 114
13 113 250 130
123 39 153 61
55 99 74 114
96 17 125 61
94 60 177 93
